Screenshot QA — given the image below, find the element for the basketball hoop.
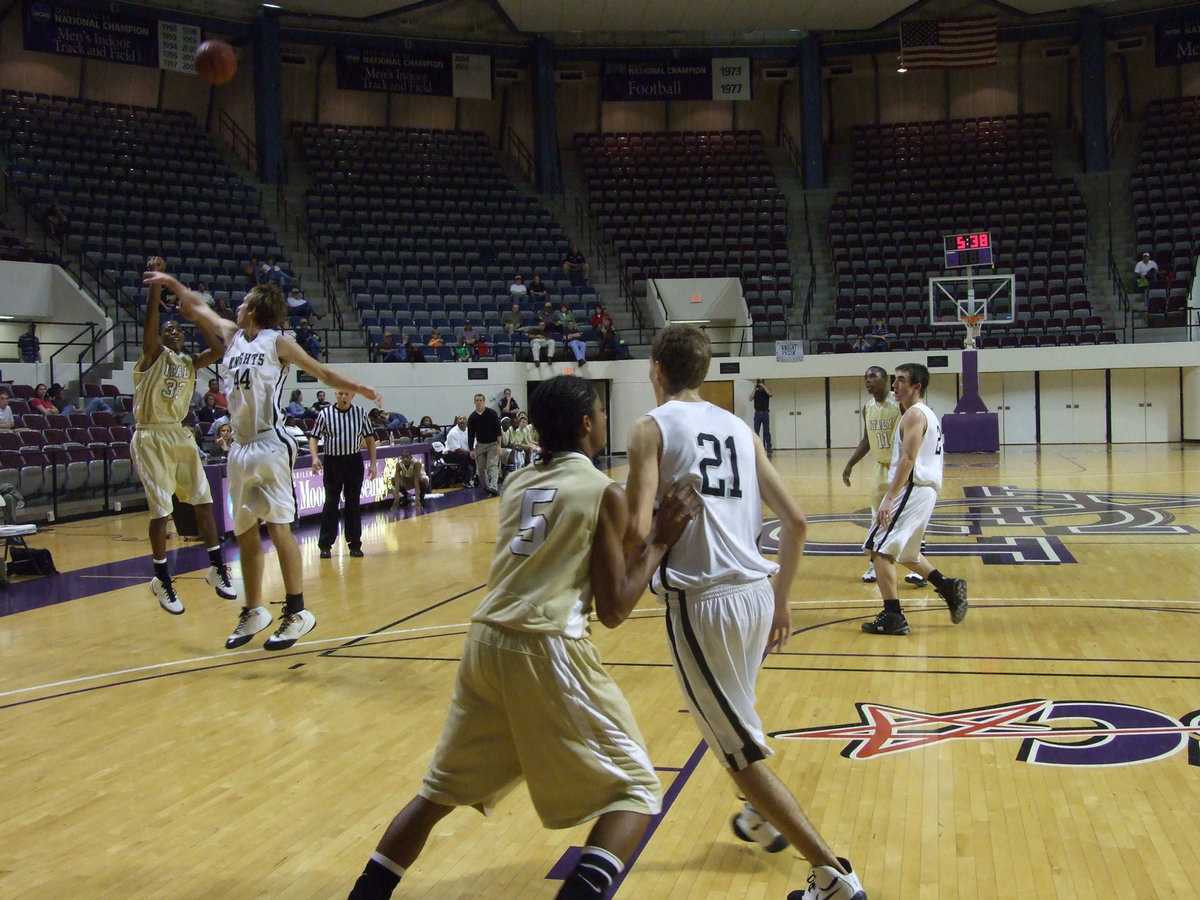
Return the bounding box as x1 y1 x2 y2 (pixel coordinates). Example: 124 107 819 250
962 315 985 350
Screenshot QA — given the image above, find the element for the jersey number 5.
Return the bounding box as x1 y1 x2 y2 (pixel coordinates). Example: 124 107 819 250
697 433 743 498
509 488 557 556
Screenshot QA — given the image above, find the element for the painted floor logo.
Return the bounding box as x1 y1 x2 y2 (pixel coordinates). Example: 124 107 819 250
771 699 1200 768
760 486 1200 564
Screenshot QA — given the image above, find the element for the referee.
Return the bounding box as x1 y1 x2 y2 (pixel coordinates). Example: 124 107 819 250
309 390 377 559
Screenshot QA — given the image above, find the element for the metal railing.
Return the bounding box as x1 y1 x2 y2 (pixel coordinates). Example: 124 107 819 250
218 108 256 173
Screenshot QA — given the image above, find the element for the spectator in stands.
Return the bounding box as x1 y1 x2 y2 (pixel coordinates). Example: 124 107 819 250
560 310 588 367
527 274 549 301
509 274 527 298
590 304 613 334
0 389 14 429
391 450 430 510
403 334 425 362
868 317 892 351
597 321 628 360
197 282 216 308
204 377 228 410
48 384 76 416
377 331 401 362
44 198 67 242
18 323 40 363
213 422 235 455
417 415 441 441
428 329 445 349
563 242 588 285
475 332 490 359
460 321 481 359
285 390 308 419
443 414 473 486
263 256 293 291
527 314 555 368
287 287 321 321
295 319 324 359
30 383 57 414
196 393 222 432
498 387 519 419
502 302 525 335
384 409 409 430
1134 252 1159 289
244 259 264 290
310 390 331 415
214 297 236 321
452 336 471 362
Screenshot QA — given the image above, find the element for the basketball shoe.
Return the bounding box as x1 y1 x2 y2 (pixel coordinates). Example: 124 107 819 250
731 801 789 853
861 564 877 583
904 572 928 587
206 564 237 600
150 576 184 615
861 610 910 635
788 857 867 900
264 609 317 651
938 578 969 624
225 606 273 649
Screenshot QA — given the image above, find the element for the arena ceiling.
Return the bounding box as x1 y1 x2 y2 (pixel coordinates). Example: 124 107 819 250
124 0 1196 46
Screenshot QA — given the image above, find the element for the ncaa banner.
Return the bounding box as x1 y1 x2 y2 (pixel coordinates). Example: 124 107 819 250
22 0 160 67
337 47 492 99
602 57 751 101
1156 16 1200 67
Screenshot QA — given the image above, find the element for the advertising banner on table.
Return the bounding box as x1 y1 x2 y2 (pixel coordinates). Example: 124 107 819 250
1156 16 1200 67
602 57 751 101
337 47 492 98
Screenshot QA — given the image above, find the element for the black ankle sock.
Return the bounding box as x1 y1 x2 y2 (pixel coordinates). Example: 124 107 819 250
207 547 224 568
348 858 401 900
153 559 171 585
284 592 304 615
926 570 946 590
556 848 622 899
884 598 902 614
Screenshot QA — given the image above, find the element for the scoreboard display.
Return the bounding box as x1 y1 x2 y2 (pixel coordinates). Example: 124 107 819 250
943 232 993 268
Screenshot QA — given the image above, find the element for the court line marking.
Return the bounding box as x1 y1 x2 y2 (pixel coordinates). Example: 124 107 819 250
5 596 1196 700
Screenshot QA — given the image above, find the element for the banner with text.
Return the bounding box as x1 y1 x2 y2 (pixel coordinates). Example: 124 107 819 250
602 57 751 101
1156 17 1200 67
337 47 492 99
22 1 200 72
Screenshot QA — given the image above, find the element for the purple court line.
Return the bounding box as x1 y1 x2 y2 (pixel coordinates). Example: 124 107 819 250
545 741 709 893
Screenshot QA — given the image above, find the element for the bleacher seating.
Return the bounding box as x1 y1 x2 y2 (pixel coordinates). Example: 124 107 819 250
575 130 792 345
820 114 1103 352
294 122 591 361
1129 95 1199 328
0 91 291 349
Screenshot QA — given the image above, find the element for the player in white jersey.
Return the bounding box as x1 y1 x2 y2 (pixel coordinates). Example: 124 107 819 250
133 255 237 616
861 363 968 636
348 376 700 900
144 270 382 651
625 325 867 900
842 366 902 584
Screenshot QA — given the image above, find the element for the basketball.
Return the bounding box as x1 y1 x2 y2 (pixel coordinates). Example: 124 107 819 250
194 39 237 86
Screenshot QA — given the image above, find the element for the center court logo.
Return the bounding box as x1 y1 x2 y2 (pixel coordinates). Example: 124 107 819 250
771 700 1200 768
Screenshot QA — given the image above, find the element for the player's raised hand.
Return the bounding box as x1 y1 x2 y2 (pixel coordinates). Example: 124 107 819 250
649 481 702 548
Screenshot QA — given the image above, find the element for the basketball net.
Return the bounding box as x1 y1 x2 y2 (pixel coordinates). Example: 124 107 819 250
962 315 984 350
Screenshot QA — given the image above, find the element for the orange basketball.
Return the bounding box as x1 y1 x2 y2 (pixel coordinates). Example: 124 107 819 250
194 39 237 86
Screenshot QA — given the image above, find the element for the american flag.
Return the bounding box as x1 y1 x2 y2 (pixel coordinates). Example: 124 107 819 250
899 16 998 69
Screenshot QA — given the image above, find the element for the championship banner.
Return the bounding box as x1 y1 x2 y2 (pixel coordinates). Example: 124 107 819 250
1156 17 1200 67
337 47 492 99
23 1 157 67
602 57 751 101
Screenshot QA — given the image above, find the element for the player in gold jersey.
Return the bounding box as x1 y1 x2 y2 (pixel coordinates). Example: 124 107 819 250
131 257 236 615
842 366 901 584
349 375 701 900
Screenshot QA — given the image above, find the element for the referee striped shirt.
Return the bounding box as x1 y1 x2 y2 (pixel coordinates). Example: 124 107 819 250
314 403 372 456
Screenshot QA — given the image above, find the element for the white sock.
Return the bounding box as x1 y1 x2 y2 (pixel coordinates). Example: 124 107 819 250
369 851 407 878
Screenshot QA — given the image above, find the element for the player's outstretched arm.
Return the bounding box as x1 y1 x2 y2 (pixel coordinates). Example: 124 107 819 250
592 481 700 629
143 270 237 346
140 255 166 365
755 433 807 652
276 336 383 408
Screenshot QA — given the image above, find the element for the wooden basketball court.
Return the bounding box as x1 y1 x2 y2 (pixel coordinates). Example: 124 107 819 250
3 443 1199 898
